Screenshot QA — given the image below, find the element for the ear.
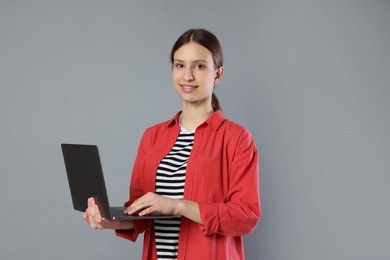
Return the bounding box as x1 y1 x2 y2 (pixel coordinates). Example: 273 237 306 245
214 66 224 85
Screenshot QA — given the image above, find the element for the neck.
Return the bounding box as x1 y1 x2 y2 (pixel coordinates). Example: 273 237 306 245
180 104 214 131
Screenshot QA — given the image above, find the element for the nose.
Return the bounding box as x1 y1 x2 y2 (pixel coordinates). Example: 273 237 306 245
183 67 194 81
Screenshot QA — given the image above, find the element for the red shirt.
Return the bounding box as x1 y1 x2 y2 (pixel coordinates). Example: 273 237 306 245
116 110 260 259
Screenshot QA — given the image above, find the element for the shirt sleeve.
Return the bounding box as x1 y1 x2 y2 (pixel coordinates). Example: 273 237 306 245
198 128 261 236
115 130 149 241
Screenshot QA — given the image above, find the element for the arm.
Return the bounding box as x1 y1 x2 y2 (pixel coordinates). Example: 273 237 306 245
125 128 260 237
124 193 202 224
198 128 261 236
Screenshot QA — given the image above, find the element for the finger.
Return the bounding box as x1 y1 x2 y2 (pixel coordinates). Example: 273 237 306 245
92 205 103 225
125 198 153 215
94 205 102 219
128 194 163 215
124 203 144 215
123 198 145 215
88 197 95 208
124 192 157 215
88 204 103 229
83 211 89 222
138 206 155 216
87 205 97 228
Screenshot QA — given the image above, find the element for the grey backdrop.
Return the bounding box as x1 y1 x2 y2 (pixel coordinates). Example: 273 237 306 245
1 1 389 259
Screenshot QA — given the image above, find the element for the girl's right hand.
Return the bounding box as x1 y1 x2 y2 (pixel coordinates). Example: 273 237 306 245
83 197 133 230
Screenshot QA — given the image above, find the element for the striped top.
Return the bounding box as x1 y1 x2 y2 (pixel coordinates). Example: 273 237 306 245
154 127 195 260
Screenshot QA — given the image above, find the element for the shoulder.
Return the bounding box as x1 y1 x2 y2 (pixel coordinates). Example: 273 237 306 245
205 110 255 142
218 118 257 152
221 118 253 138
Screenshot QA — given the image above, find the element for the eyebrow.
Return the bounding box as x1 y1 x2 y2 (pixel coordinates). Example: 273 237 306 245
173 59 209 63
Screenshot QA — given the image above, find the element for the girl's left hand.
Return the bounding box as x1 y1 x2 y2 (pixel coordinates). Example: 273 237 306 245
124 192 181 217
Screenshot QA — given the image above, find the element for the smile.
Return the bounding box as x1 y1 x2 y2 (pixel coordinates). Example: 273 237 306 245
180 85 197 92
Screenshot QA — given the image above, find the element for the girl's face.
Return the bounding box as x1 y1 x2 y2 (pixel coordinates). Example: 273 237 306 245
172 42 223 109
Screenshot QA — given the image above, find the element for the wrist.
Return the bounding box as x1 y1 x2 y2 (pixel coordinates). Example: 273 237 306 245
119 220 134 230
110 220 133 230
175 200 186 216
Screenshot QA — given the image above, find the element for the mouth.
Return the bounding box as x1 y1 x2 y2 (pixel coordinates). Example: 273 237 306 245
180 84 197 92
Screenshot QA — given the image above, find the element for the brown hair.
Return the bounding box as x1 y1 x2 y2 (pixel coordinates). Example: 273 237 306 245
170 28 223 111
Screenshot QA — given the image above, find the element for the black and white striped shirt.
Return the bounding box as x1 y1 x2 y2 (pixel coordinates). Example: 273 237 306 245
154 127 195 260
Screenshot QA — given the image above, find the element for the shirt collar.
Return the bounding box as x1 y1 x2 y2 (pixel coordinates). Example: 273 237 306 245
167 110 225 130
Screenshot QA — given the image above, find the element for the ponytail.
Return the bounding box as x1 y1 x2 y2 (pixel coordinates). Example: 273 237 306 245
212 92 221 111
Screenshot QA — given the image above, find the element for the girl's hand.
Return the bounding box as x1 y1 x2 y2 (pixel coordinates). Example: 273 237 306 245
83 197 133 230
124 192 180 217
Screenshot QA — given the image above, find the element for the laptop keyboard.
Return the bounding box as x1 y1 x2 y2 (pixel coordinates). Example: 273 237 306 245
110 207 125 216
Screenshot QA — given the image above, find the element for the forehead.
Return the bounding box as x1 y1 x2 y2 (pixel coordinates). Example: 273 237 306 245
173 42 213 62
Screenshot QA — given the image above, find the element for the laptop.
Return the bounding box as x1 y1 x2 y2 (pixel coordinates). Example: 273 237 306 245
61 143 175 220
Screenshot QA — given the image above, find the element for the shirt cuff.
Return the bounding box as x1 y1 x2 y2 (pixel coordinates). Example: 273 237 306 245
115 219 145 242
198 202 220 235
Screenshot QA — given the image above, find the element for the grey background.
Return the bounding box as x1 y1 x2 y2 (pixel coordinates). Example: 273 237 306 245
1 0 389 259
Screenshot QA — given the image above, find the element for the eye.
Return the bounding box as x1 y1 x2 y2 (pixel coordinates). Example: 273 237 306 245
195 64 205 69
174 63 184 68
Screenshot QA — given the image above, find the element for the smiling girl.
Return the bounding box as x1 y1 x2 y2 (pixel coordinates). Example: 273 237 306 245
84 28 260 260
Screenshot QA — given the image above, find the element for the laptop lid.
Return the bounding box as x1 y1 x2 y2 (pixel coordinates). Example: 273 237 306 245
61 143 113 219
61 143 177 221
